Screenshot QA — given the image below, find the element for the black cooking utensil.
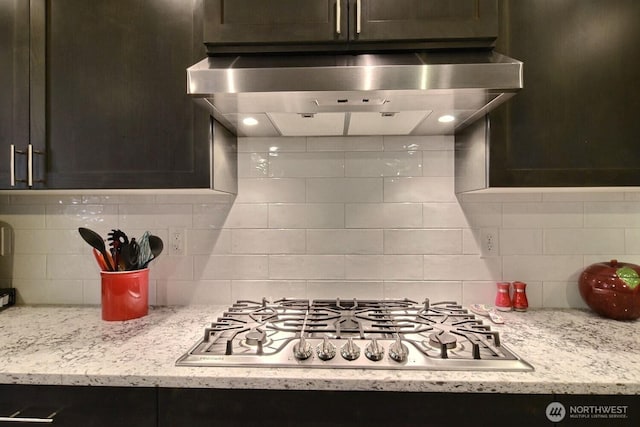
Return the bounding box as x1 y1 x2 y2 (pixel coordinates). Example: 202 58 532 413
107 229 129 270
141 235 163 268
78 227 114 271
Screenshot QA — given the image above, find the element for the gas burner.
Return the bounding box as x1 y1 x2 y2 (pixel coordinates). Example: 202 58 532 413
244 329 267 346
429 331 458 349
177 298 534 371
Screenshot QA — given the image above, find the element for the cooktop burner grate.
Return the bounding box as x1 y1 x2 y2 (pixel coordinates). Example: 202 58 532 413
176 298 534 371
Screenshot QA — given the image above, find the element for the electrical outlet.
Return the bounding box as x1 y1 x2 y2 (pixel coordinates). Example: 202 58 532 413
480 228 500 257
169 228 186 256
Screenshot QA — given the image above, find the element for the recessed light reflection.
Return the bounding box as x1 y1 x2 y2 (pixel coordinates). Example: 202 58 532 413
438 115 455 123
243 117 259 126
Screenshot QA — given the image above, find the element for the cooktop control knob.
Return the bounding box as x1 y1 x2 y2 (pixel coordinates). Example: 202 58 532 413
293 336 313 360
316 336 337 361
389 337 409 363
364 338 385 361
340 337 361 361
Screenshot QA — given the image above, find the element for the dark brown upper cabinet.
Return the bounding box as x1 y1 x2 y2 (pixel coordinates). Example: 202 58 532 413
0 0 34 189
203 0 498 54
488 0 640 187
1 0 236 191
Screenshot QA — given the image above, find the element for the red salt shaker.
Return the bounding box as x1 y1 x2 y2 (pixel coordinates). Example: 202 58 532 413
495 282 512 311
512 281 529 311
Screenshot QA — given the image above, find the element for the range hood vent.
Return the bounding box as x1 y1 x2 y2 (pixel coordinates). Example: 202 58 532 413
187 51 522 137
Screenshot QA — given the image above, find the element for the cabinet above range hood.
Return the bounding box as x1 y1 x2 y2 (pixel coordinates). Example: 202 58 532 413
187 51 522 137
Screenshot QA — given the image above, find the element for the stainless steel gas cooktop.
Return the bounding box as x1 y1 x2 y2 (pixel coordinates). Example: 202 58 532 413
176 298 533 371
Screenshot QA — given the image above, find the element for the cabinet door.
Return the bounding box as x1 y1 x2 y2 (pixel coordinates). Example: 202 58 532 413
489 0 640 187
44 0 211 189
352 0 498 46
0 384 156 427
0 0 30 189
203 0 347 53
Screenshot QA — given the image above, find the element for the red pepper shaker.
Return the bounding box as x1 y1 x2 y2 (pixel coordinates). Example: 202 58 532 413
512 281 529 311
495 282 512 311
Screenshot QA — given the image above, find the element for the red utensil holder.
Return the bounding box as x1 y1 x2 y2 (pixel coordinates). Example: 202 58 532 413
100 269 149 321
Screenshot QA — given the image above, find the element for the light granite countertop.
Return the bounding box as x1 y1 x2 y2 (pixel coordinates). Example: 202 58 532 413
0 305 638 394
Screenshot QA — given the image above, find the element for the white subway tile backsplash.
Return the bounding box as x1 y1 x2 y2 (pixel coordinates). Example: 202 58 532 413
502 255 583 282
384 177 456 202
422 150 454 177
196 255 269 280
3 135 639 309
231 280 307 301
13 255 47 280
499 229 543 255
236 178 306 203
239 136 306 153
224 203 268 228
383 135 452 151
544 228 625 255
307 136 383 152
462 229 480 255
0 204 46 229
269 152 344 178
461 281 496 306
625 229 640 254
542 192 625 202
585 201 640 228
424 255 501 281
307 280 384 299
542 281 588 308
503 202 584 229
188 229 231 255
119 204 192 229
422 203 469 228
149 256 194 281
193 202 234 229
344 151 422 177
345 203 422 228
269 255 345 279
345 255 384 279
307 178 383 203
268 203 345 229
307 229 382 254
46 204 119 229
231 229 306 254
383 281 462 302
383 255 424 280
156 280 231 305
457 202 502 228
238 153 269 178
384 229 462 255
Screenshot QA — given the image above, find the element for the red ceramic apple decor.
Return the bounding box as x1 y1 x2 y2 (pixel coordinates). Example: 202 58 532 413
579 259 640 321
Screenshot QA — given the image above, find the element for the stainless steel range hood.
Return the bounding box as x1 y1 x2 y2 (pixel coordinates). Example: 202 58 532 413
187 51 522 137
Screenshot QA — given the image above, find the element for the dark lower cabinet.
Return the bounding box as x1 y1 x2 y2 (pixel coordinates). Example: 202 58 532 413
489 0 640 187
158 388 620 427
1 386 638 426
0 384 156 426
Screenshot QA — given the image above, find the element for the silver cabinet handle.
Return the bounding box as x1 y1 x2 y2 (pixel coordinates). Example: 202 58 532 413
10 144 44 188
0 408 58 423
27 144 33 187
10 144 16 187
356 0 361 34
336 0 341 34
0 416 54 423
